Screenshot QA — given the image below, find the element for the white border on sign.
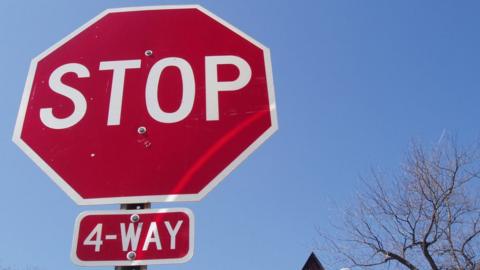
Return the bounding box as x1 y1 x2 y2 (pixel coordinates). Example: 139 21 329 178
70 208 195 266
12 5 278 205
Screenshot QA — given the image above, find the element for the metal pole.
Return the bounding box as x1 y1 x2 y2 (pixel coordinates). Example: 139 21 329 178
115 203 151 270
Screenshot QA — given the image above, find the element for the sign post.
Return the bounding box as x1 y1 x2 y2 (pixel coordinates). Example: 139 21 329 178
14 5 277 267
116 203 150 270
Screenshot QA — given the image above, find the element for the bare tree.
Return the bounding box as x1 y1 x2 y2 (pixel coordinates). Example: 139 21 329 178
319 137 480 270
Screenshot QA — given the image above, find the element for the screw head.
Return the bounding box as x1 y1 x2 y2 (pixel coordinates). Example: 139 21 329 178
144 50 153 56
137 126 147 134
130 214 140 223
127 251 136 260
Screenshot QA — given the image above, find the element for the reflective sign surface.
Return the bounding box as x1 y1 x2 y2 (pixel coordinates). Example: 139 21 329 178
13 5 277 205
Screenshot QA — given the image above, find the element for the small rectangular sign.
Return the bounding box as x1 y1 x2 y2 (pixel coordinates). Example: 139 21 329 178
71 208 194 266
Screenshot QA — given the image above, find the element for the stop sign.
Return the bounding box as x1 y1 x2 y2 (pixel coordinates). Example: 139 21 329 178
13 5 277 205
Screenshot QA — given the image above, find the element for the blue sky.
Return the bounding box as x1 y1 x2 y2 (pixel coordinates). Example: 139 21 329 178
1 1 480 269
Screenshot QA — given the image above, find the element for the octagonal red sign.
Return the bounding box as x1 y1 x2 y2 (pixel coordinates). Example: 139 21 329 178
13 5 277 205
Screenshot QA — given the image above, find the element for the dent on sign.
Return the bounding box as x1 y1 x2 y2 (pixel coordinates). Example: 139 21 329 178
41 56 252 129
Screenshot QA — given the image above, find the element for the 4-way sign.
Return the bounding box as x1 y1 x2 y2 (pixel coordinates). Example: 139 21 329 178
72 209 193 266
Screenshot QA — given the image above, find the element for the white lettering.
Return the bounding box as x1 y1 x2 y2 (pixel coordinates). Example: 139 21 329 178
40 63 89 129
165 220 183 250
205 55 251 121
120 222 143 251
145 57 195 123
83 223 103 252
99 60 141 125
42 56 252 128
142 222 162 251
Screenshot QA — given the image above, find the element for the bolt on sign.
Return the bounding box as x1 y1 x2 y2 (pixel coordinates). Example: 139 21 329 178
13 5 277 267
